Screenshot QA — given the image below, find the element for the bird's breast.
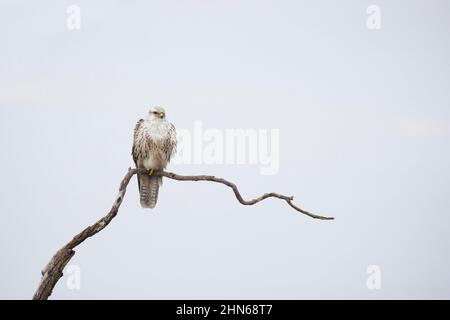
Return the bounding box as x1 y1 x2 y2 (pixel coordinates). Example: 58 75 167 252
143 154 166 170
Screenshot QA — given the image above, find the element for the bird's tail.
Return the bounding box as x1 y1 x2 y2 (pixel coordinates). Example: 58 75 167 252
139 174 161 209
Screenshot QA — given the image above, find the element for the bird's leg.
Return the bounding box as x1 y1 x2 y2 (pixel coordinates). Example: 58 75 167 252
147 168 154 176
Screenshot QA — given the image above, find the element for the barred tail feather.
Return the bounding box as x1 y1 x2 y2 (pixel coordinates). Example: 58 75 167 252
139 174 160 209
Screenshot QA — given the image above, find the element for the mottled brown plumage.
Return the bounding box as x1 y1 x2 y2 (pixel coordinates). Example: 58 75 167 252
132 107 177 208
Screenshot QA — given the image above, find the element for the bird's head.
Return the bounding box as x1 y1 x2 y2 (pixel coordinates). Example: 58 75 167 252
148 107 166 120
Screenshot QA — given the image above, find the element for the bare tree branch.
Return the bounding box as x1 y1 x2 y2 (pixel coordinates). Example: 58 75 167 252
33 168 333 300
33 168 135 300
158 170 334 220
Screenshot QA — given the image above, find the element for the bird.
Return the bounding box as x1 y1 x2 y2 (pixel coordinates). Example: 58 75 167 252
132 107 177 208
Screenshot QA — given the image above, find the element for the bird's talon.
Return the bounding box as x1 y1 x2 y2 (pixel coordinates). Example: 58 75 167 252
148 168 154 176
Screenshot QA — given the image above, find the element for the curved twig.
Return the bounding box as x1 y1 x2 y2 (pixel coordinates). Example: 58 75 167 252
33 168 333 300
157 170 334 220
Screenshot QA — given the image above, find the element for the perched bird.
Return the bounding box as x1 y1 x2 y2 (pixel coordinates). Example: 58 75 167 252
132 107 177 208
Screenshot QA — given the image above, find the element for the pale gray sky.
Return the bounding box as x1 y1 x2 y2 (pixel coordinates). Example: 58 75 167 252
1 0 450 299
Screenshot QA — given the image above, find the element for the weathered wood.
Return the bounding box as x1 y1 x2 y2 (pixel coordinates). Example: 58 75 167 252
33 168 333 300
33 168 136 300
157 171 334 220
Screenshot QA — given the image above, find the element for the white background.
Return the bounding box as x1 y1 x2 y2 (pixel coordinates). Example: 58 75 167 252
0 0 449 299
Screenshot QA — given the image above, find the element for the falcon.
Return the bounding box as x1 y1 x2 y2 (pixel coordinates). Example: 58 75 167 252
132 107 177 208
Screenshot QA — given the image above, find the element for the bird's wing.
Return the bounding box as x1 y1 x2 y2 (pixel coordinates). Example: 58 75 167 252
164 122 177 162
132 119 144 190
132 119 144 165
